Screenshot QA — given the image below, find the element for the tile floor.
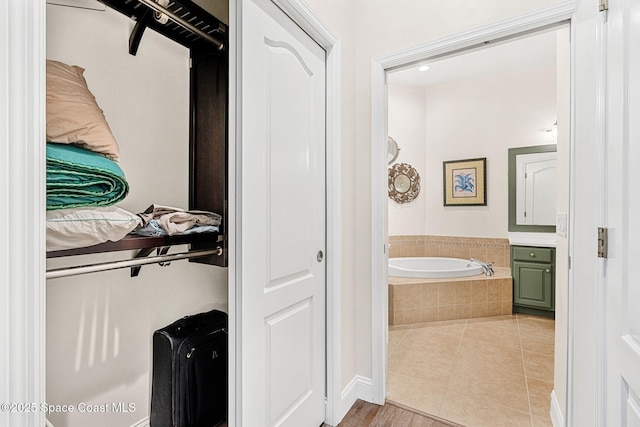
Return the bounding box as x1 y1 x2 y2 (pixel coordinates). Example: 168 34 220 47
387 314 555 427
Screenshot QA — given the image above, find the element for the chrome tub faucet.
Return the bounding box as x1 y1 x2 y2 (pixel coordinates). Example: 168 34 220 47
470 258 495 276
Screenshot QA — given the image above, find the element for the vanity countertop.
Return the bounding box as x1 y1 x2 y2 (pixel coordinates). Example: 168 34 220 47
508 232 556 248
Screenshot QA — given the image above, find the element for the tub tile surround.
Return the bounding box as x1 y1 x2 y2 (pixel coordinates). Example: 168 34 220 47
389 235 513 325
389 235 511 268
389 267 512 325
387 315 555 427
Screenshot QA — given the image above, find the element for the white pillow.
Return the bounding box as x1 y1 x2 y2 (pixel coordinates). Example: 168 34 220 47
46 206 141 252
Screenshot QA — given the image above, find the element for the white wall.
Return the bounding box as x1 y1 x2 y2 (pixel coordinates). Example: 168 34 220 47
387 85 427 236
46 5 227 427
388 64 558 238
303 0 360 395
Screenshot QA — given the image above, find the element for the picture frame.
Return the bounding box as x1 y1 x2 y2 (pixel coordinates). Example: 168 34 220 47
443 157 487 206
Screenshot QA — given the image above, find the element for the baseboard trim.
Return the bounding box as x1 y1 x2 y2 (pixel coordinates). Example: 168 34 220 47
550 389 564 427
334 375 374 425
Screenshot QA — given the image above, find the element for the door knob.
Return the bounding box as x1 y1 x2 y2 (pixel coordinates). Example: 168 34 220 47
317 251 324 262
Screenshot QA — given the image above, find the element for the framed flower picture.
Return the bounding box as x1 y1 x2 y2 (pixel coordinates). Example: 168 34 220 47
443 157 487 206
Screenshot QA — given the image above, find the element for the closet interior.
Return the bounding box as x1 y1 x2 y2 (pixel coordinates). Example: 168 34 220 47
46 0 229 270
45 0 229 426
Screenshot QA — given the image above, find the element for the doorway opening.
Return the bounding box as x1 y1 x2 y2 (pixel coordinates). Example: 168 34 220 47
371 13 573 427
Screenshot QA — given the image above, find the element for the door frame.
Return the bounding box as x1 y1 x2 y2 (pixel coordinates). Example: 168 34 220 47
228 0 342 425
369 0 576 418
0 0 341 426
1 1 47 427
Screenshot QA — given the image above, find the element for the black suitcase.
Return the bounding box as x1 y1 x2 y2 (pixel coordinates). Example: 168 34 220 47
150 310 228 427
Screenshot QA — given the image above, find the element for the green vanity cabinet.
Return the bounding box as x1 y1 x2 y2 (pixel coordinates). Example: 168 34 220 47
511 245 555 318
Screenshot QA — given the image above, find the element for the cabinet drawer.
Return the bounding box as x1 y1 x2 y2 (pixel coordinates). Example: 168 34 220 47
512 246 554 263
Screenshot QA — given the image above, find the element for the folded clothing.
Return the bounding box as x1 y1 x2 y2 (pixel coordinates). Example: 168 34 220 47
136 204 221 236
46 206 141 251
46 142 129 210
132 219 219 237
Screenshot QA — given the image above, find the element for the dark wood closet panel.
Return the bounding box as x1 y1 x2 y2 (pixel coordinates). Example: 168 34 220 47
190 46 228 267
46 0 229 268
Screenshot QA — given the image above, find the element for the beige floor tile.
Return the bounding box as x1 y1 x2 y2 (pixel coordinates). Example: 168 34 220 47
527 377 554 419
410 319 468 332
389 324 413 332
388 352 454 390
406 325 466 346
518 316 556 336
523 350 554 383
387 372 447 416
462 320 522 349
448 358 530 413
466 315 517 325
457 337 525 376
533 416 554 427
520 330 555 355
439 390 532 427
388 329 410 355
387 314 556 426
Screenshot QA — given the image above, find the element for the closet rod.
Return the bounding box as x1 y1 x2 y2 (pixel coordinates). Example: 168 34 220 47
137 0 224 50
46 247 222 279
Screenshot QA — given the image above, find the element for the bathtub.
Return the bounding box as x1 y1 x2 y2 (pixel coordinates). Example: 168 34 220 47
388 257 484 279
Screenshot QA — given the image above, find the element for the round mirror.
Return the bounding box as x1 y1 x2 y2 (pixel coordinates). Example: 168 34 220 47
388 163 420 204
393 174 411 193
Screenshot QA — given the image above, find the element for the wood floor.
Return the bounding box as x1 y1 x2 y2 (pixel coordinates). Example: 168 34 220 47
324 400 462 427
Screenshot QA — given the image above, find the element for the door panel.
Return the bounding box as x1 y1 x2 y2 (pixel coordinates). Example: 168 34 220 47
265 298 314 425
606 0 640 425
239 0 326 426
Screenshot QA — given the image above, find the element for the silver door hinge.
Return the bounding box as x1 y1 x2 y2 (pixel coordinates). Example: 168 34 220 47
598 227 608 258
599 0 608 11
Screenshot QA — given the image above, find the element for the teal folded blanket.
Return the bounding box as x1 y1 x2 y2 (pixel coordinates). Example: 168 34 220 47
46 143 129 210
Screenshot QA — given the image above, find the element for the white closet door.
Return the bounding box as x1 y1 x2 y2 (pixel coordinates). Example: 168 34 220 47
237 0 326 426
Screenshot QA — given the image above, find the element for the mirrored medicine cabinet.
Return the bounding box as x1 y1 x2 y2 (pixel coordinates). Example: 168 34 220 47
508 144 557 233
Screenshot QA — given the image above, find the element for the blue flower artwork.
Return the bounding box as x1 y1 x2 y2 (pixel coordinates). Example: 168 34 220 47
443 158 486 206
452 168 477 197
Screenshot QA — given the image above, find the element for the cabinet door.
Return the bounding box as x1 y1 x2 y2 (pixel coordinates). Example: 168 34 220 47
513 261 554 310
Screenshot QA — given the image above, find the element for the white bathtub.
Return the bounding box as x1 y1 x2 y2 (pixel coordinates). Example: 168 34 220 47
388 257 484 279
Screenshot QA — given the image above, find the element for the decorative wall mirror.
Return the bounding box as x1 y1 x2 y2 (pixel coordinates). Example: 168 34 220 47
387 136 400 165
388 162 420 204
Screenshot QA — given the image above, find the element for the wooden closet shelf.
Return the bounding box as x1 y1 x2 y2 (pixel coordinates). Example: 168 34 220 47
46 232 223 258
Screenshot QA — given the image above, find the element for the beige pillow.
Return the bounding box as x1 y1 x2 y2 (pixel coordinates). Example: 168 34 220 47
46 59 120 160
